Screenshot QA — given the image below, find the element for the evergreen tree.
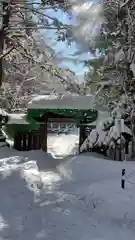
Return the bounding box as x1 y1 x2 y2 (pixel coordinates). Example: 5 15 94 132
85 0 135 114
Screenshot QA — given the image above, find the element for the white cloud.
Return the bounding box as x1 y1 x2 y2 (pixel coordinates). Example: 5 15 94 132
68 0 103 54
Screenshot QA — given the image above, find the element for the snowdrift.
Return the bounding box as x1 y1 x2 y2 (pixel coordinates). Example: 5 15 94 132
0 148 135 239
47 133 79 158
57 153 135 183
0 148 63 240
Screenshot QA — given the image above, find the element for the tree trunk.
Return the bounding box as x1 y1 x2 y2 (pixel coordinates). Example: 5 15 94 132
0 1 10 86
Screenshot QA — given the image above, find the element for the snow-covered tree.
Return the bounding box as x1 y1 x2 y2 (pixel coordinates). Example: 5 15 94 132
0 0 83 111
83 1 135 114
76 0 135 158
0 0 74 84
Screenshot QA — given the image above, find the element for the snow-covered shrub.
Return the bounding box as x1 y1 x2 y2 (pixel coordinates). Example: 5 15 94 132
80 118 133 160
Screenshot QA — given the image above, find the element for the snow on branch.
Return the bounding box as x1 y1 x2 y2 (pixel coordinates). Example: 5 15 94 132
120 0 133 9
0 46 14 60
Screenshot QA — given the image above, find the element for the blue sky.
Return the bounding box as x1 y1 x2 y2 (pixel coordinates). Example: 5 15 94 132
44 8 91 76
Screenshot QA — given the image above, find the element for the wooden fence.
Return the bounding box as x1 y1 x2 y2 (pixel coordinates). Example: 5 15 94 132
14 131 42 151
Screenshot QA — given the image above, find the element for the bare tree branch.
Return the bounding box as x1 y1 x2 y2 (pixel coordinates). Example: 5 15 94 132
0 46 14 60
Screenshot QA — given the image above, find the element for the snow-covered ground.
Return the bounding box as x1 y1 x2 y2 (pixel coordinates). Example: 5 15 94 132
47 133 79 158
0 135 135 240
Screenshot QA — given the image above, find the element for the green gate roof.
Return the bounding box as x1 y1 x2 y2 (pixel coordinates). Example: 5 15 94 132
27 95 98 123
27 108 98 124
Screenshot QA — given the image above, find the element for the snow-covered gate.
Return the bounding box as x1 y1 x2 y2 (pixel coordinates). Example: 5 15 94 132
8 95 98 152
26 95 98 153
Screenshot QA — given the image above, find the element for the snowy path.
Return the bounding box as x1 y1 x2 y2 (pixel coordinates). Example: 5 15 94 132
47 133 79 158
0 147 135 239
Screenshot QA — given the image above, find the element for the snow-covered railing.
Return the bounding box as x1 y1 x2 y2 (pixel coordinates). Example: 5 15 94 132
47 122 77 134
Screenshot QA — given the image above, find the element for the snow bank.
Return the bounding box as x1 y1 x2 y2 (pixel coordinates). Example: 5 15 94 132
57 154 135 182
0 147 63 239
0 148 62 197
0 147 135 240
28 94 94 110
47 133 79 158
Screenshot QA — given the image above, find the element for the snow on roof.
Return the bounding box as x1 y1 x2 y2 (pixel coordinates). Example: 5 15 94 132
28 94 95 110
7 113 29 125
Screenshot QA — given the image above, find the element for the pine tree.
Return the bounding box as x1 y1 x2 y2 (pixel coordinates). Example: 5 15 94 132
82 0 135 157
85 0 135 114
